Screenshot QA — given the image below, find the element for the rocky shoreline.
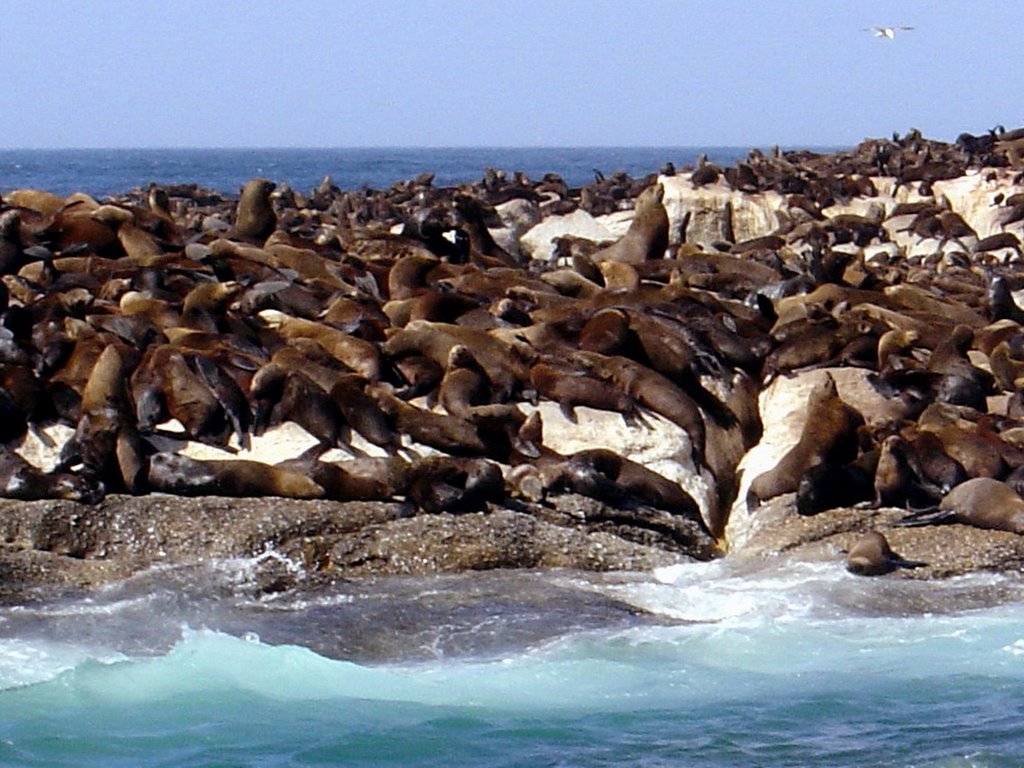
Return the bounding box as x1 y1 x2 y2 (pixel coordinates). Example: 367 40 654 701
5 128 1024 604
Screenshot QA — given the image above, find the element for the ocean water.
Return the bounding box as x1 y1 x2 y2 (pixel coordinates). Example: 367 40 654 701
1 147 1020 767
0 146 817 199
2 557 1024 768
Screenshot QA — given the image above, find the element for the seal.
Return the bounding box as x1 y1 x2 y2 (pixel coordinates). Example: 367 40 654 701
233 178 277 243
275 454 398 501
559 448 710 536
367 382 488 455
438 344 492 418
147 451 325 498
0 450 103 503
130 344 228 445
929 477 1024 533
0 210 24 275
845 531 926 576
251 367 347 448
405 455 505 513
259 309 382 381
180 281 242 332
59 344 129 486
796 460 874 516
872 434 945 509
748 373 866 505
589 183 669 264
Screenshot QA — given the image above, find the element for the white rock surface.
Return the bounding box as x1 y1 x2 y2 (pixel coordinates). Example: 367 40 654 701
519 209 616 261
490 198 542 261
933 170 1011 239
658 175 787 248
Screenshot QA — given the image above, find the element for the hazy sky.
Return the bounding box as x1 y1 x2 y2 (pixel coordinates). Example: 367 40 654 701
1 1 1019 149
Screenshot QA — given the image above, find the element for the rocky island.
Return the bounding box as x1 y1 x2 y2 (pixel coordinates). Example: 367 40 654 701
4 128 1024 604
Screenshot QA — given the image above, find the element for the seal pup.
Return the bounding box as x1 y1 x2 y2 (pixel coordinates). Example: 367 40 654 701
845 531 925 576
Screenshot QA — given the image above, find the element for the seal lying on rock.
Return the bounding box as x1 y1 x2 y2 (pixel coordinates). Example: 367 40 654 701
845 530 926 576
897 477 1024 534
147 452 325 498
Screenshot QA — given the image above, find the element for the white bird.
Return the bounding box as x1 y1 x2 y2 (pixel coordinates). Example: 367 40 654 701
863 25 914 39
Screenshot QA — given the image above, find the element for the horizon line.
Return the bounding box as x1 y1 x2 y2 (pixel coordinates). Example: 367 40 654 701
0 142 852 153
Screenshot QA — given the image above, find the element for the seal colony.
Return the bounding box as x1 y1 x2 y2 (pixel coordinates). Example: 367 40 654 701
6 126 1024 594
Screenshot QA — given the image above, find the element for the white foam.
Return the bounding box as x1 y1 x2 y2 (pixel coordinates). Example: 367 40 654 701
0 637 126 690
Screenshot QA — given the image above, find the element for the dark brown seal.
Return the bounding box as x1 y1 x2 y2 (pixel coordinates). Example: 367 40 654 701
0 450 103 503
558 448 710 537
405 455 505 513
147 452 325 498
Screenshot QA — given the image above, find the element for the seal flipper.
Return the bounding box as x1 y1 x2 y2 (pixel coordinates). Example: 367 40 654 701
890 506 954 527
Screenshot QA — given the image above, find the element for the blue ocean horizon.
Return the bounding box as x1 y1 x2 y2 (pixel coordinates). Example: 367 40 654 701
0 145 843 199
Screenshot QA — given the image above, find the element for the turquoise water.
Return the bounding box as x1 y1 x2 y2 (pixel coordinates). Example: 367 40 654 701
2 559 1024 767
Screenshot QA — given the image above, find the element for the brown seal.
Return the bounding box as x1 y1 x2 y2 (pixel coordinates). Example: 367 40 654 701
233 178 277 243
130 345 228 445
590 183 669 264
933 477 1024 533
60 344 134 488
275 454 399 501
259 310 382 381
872 434 945 509
147 452 324 498
367 382 488 455
748 373 865 505
250 366 347 448
438 344 492 418
845 531 925 576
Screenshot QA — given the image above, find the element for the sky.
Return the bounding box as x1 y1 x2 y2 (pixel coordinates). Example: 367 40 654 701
1 1 1020 149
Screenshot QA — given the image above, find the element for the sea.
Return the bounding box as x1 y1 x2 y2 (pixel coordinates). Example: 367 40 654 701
2 147 1024 768
0 146 778 199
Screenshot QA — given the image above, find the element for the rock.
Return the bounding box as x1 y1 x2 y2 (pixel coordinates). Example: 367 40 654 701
658 174 787 248
519 209 615 261
0 494 695 604
490 198 542 262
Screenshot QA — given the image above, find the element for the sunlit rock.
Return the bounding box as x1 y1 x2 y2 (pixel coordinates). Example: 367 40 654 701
519 209 615 261
658 175 787 248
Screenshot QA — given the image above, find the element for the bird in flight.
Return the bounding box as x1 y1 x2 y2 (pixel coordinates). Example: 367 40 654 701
863 25 914 39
